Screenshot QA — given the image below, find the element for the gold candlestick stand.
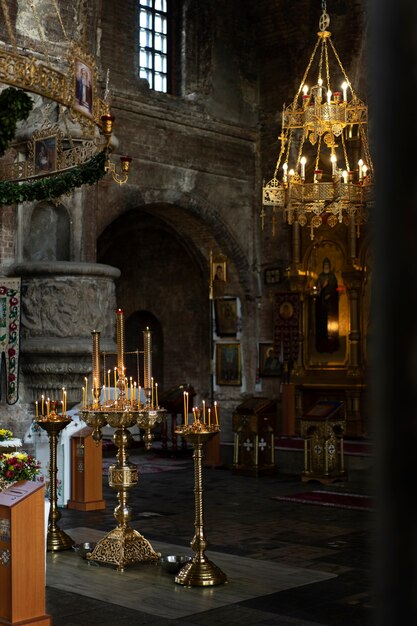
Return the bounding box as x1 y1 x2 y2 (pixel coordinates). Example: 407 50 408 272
81 399 161 571
79 310 166 571
174 424 227 587
36 403 74 551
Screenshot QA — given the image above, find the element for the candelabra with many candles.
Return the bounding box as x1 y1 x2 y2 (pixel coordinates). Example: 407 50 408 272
79 308 166 571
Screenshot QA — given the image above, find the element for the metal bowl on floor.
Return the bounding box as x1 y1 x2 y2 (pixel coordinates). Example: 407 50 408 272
159 555 192 574
73 542 96 559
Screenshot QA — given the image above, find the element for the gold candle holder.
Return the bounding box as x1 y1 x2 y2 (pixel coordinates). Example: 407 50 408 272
79 308 165 570
35 401 74 551
174 420 227 587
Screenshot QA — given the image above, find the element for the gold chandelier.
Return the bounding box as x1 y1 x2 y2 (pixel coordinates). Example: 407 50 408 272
261 2 373 240
0 0 132 202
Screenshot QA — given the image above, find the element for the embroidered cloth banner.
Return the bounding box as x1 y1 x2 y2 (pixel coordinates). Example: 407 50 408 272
0 278 21 404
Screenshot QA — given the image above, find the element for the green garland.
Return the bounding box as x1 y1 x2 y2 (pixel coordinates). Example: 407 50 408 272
0 150 107 206
0 87 33 157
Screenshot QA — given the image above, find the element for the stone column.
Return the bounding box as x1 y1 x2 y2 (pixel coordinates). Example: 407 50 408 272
6 261 120 409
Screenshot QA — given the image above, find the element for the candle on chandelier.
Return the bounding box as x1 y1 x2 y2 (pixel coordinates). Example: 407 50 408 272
300 156 306 180
327 89 332 105
342 170 348 184
331 154 337 176
358 159 364 180
282 162 288 183
341 81 348 101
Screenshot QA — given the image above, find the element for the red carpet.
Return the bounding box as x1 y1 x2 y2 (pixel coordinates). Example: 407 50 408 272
272 490 374 511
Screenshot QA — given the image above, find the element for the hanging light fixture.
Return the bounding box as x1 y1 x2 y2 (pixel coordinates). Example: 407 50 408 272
0 1 132 204
261 2 373 240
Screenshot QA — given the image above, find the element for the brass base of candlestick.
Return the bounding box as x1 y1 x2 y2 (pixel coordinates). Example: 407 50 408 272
86 526 160 572
175 555 227 587
47 527 75 552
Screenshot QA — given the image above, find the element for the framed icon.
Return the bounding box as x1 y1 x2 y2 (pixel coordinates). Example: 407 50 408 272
216 343 241 386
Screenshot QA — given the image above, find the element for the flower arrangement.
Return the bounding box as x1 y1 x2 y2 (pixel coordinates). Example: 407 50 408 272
0 428 13 442
0 451 41 490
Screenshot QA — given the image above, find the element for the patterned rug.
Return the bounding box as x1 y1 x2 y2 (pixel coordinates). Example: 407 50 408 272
272 490 374 511
102 452 193 475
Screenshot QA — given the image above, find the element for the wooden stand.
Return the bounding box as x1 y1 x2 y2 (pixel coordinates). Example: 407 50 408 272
67 427 106 511
232 398 277 476
300 400 347 484
203 431 222 468
0 481 51 625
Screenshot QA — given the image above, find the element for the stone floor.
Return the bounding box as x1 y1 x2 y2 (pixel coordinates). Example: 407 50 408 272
46 443 375 625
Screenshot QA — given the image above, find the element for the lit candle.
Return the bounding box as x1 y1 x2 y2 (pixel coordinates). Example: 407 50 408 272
116 309 125 380
282 162 288 183
82 386 85 408
151 377 154 407
102 384 106 404
138 385 141 406
208 407 211 426
114 367 117 389
47 398 50 417
143 327 152 390
64 389 67 414
107 369 111 394
341 81 348 101
155 382 158 407
342 170 348 184
84 377 88 407
35 400 38 417
214 401 219 425
41 394 44 415
362 164 368 179
302 84 308 96
134 381 137 403
203 400 206 423
317 78 323 101
91 330 100 393
61 400 64 414
183 391 187 419
358 158 363 180
300 156 306 180
331 153 337 176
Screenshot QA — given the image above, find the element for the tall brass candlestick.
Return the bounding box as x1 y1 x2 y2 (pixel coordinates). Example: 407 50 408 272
174 424 227 587
36 402 74 551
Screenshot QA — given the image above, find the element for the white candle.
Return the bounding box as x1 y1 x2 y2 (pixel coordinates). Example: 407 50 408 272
341 81 348 101
282 162 288 183
327 89 332 104
342 170 348 184
300 156 306 180
331 154 337 175
358 159 364 180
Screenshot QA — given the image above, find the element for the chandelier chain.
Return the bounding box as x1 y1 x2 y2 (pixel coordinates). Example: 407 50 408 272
0 0 17 51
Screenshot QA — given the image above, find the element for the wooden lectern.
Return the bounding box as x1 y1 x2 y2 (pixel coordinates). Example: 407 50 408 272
67 427 106 511
0 481 51 626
